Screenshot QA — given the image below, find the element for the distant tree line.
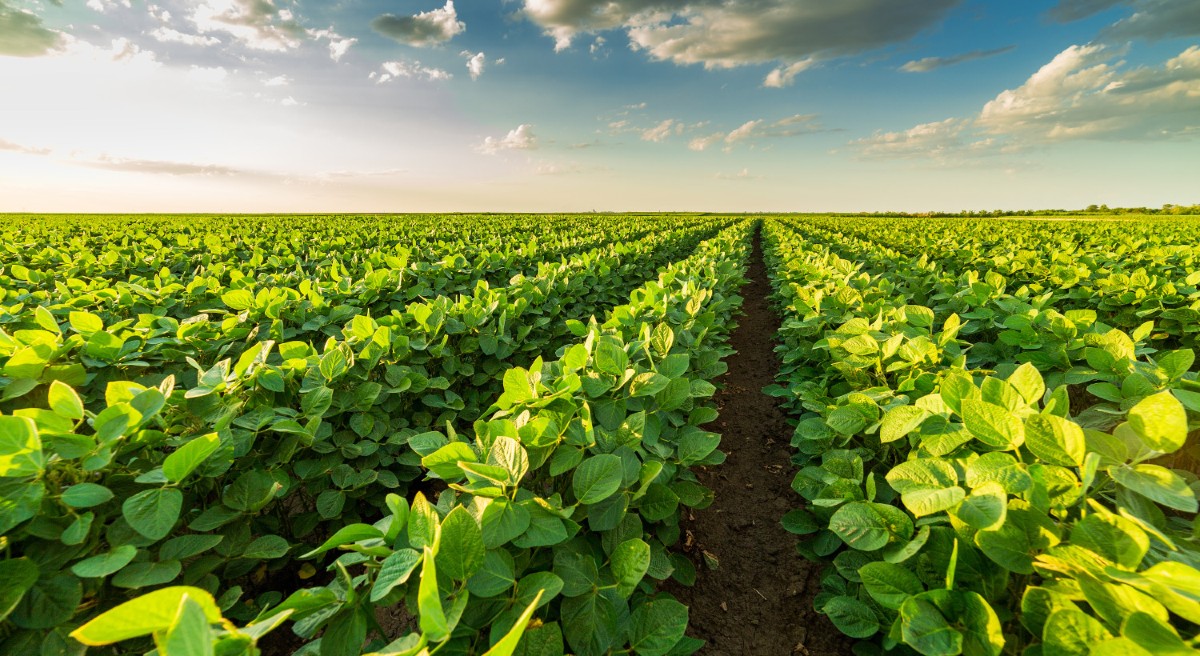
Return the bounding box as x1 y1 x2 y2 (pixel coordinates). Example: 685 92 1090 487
837 204 1200 218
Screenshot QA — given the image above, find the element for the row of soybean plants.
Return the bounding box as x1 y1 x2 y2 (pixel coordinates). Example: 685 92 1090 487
59 219 753 655
0 215 734 655
764 217 1200 656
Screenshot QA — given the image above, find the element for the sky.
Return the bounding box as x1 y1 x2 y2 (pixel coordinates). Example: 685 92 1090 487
0 0 1197 213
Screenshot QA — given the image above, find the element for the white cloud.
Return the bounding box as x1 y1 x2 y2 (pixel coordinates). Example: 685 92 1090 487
370 60 453 83
763 59 817 88
854 44 1200 160
281 96 299 106
0 137 51 156
641 119 676 142
479 124 538 154
372 1 465 47
461 50 493 80
715 168 760 180
521 0 957 75
689 114 823 151
264 74 290 86
86 0 131 13
187 64 228 85
191 0 307 52
149 27 221 47
308 28 356 62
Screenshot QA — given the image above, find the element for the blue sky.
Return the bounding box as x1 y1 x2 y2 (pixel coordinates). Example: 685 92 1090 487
0 0 1197 212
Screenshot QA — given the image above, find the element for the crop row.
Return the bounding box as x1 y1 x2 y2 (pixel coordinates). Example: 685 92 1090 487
0 216 752 656
764 217 1200 656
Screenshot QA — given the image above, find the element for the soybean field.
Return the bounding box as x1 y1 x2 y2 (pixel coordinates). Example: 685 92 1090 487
2 214 1200 656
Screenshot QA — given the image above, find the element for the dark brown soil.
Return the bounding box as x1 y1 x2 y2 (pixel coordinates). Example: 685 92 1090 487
668 228 852 656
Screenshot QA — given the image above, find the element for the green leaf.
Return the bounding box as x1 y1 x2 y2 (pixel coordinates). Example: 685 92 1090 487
503 368 536 403
422 442 478 481
882 405 930 443
628 598 688 656
70 586 221 645
71 545 138 578
242 535 290 560
1025 414 1086 467
467 550 516 598
112 560 183 589
69 311 104 335
1120 611 1192 655
0 558 38 622
481 498 531 549
320 608 368 656
162 433 220 483
371 549 422 602
611 539 650 599
122 488 183 541
572 454 624 504
1110 464 1198 512
437 507 485 581
1126 392 1188 454
595 339 628 376
1042 609 1111 656
301 524 383 558
0 416 43 477
829 502 892 551
1008 363 1046 406
61 483 114 508
10 573 81 630
955 482 1007 530
901 590 1002 656
824 596 880 639
859 562 924 610
418 546 448 642
1071 513 1148 569
482 590 545 656
966 452 1032 494
163 595 216 656
48 381 84 420
961 399 1024 449
1020 587 1080 637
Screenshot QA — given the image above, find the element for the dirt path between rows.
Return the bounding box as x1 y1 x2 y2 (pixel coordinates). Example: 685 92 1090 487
668 225 850 656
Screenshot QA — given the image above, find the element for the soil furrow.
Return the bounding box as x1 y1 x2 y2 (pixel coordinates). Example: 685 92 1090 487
668 224 849 656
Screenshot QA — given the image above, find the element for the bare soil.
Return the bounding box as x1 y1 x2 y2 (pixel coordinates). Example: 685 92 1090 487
667 228 852 656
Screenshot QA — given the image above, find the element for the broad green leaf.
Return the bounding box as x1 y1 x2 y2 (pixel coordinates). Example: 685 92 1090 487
859 562 924 610
481 498 531 549
1109 464 1198 512
1120 611 1192 655
70 586 221 645
320 608 368 656
611 539 650 599
162 433 220 483
242 535 290 560
1126 392 1188 454
1020 587 1080 636
1042 609 1111 656
71 545 137 578
0 558 38 622
10 573 82 630
1008 363 1045 406
69 311 104 335
61 483 114 508
1025 414 1086 467
1071 513 1148 569
955 482 1007 530
422 442 478 481
628 598 688 656
122 488 183 541
0 416 43 477
371 549 422 602
162 595 216 656
829 502 892 551
48 381 84 420
572 454 624 504
437 507 485 581
824 596 880 639
881 405 929 443
467 550 516 598
961 399 1024 449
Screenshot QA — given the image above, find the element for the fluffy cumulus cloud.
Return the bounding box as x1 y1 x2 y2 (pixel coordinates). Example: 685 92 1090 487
0 0 64 57
309 29 357 61
372 1 465 47
150 27 222 47
901 46 1015 73
191 0 307 51
461 50 503 80
87 0 132 13
855 44 1200 160
520 0 959 84
479 124 537 154
641 119 679 142
369 60 452 83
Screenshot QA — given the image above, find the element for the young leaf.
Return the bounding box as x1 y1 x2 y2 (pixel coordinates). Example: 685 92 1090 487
162 433 220 483
70 587 221 645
